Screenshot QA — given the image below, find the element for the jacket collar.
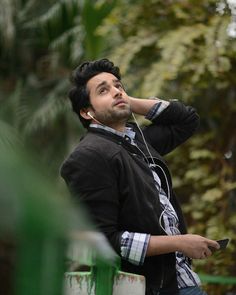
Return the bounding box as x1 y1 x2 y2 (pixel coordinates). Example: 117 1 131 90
89 123 136 141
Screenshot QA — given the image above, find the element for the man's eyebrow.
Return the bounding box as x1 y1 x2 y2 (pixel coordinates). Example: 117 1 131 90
113 79 124 87
95 81 107 91
95 79 123 92
113 79 122 84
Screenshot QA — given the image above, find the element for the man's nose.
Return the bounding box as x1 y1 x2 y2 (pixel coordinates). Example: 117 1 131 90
112 86 122 98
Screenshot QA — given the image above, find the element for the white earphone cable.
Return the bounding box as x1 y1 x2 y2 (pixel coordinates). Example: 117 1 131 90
132 113 179 235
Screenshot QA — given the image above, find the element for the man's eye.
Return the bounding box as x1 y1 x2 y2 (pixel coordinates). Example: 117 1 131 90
99 88 107 94
116 84 123 89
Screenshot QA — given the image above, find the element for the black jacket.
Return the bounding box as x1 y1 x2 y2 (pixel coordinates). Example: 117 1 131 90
60 101 200 292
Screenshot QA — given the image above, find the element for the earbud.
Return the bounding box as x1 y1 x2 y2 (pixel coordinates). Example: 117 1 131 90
86 111 104 126
87 112 94 120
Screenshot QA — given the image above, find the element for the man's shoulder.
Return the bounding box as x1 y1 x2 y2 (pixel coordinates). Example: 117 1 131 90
81 131 121 152
60 132 121 180
62 131 121 164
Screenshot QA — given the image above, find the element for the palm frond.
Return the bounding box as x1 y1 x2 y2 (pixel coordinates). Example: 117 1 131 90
18 0 38 21
0 80 29 129
0 0 16 49
141 24 208 97
24 0 79 31
0 120 22 150
49 25 84 63
203 16 232 77
24 78 70 134
12 80 31 129
49 26 81 51
110 29 157 75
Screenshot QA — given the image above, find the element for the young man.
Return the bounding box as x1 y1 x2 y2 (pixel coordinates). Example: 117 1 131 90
60 59 219 295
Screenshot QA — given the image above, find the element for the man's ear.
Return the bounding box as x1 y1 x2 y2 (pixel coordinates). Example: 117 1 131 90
80 108 94 120
80 108 91 120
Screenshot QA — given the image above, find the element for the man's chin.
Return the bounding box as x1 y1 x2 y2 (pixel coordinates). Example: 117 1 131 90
114 109 132 120
95 108 131 126
114 105 131 115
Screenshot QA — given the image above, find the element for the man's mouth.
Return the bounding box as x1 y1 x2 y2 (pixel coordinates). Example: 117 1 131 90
113 100 127 107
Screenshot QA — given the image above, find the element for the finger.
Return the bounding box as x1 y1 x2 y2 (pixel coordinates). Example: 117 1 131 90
204 247 212 257
207 239 220 250
201 251 210 259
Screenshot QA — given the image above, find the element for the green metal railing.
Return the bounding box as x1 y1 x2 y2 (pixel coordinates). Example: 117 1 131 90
66 230 121 295
200 274 236 285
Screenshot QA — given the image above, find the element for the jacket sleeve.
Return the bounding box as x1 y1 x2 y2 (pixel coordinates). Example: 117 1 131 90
60 147 123 254
143 101 200 156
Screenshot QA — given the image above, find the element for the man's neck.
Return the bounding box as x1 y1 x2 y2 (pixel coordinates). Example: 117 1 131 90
91 119 126 132
110 124 126 132
90 123 136 146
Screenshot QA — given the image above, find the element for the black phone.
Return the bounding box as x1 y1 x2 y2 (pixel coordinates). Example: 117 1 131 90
217 238 229 249
209 238 229 252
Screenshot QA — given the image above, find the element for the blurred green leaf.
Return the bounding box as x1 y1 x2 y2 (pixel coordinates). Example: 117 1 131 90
190 149 216 160
202 188 223 202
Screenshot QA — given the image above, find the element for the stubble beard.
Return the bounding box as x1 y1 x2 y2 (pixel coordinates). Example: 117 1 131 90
94 105 132 127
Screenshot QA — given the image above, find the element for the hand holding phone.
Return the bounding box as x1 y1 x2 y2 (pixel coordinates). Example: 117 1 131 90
209 238 230 253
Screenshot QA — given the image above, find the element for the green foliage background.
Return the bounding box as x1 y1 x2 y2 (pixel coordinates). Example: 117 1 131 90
0 1 236 293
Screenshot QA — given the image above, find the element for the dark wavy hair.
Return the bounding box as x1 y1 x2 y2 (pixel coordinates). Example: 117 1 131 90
68 58 121 128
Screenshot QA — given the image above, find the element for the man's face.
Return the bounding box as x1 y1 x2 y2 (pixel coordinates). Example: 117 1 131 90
86 72 131 130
